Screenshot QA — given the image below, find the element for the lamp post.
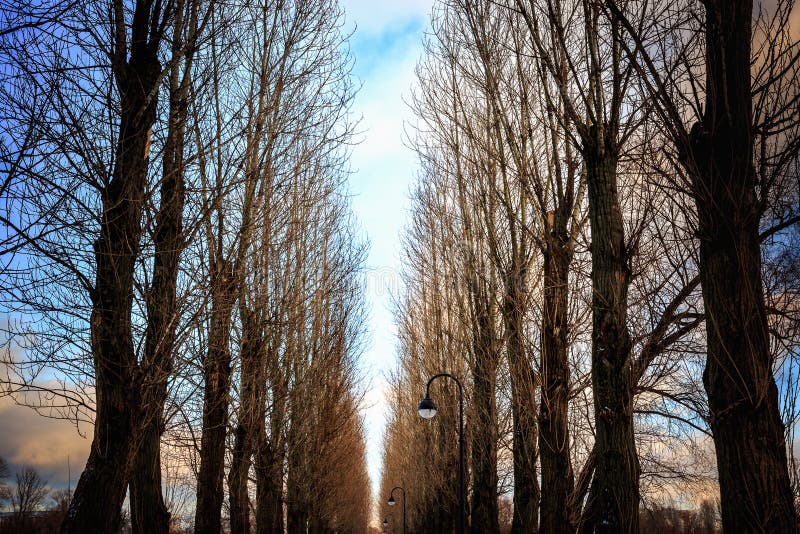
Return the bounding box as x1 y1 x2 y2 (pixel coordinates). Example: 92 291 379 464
382 518 388 533
387 486 406 534
417 373 465 534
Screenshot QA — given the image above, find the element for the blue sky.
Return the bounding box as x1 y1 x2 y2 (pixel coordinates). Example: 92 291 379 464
340 0 433 496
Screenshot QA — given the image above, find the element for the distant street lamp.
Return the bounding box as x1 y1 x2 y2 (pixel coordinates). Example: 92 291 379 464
417 373 465 534
387 486 406 534
382 518 388 532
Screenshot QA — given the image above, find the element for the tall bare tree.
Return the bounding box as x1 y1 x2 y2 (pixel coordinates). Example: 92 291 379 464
129 2 209 532
606 0 800 529
47 1 176 530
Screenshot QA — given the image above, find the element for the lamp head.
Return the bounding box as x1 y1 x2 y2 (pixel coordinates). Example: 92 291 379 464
417 395 437 419
388 495 396 506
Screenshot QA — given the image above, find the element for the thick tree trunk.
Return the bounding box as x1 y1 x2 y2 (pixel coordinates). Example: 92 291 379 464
469 284 500 534
131 416 170 534
504 265 540 534
538 219 575 533
61 12 161 533
581 139 639 534
194 262 237 534
688 2 797 530
130 26 190 533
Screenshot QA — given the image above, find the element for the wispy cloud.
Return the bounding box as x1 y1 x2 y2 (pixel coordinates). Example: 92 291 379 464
342 0 432 35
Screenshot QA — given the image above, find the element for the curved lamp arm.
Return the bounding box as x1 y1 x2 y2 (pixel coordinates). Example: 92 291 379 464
388 486 406 533
418 372 465 534
425 373 463 399
389 486 405 500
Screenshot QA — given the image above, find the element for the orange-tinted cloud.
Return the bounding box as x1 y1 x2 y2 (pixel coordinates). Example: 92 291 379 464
0 396 90 489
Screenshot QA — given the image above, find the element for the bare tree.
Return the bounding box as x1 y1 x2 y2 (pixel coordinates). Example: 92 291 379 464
510 1 646 529
0 0 182 529
60 2 178 530
129 2 210 533
12 466 48 517
0 457 10 505
606 0 800 529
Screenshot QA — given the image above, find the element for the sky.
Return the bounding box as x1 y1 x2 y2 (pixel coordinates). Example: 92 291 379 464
0 0 434 503
340 0 434 496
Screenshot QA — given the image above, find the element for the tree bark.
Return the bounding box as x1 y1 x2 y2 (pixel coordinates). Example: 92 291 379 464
469 283 500 534
538 213 575 533
256 376 286 534
228 421 251 534
61 3 161 531
194 260 237 534
255 433 284 534
504 264 540 534
130 8 192 530
229 311 266 534
688 2 797 530
581 138 639 534
286 418 307 534
131 418 170 534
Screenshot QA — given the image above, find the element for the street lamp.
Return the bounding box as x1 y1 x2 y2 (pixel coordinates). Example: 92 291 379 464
417 373 465 534
387 486 406 534
382 518 388 533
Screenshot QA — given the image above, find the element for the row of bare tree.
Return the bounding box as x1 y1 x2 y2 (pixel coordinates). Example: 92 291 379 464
0 0 371 533
381 0 799 532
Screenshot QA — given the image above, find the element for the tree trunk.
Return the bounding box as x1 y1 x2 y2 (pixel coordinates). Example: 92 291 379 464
256 378 286 534
469 283 500 534
286 487 307 533
538 218 575 532
689 2 797 530
504 265 540 534
286 419 307 534
131 418 170 534
194 261 237 534
61 11 161 532
508 378 539 534
130 17 191 531
581 138 639 534
255 436 284 534
229 311 266 534
228 423 251 534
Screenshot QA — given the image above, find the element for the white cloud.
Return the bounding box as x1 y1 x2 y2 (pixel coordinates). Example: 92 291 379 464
341 0 433 35
344 0 431 500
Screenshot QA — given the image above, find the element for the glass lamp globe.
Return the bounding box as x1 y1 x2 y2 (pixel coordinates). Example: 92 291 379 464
417 396 437 419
